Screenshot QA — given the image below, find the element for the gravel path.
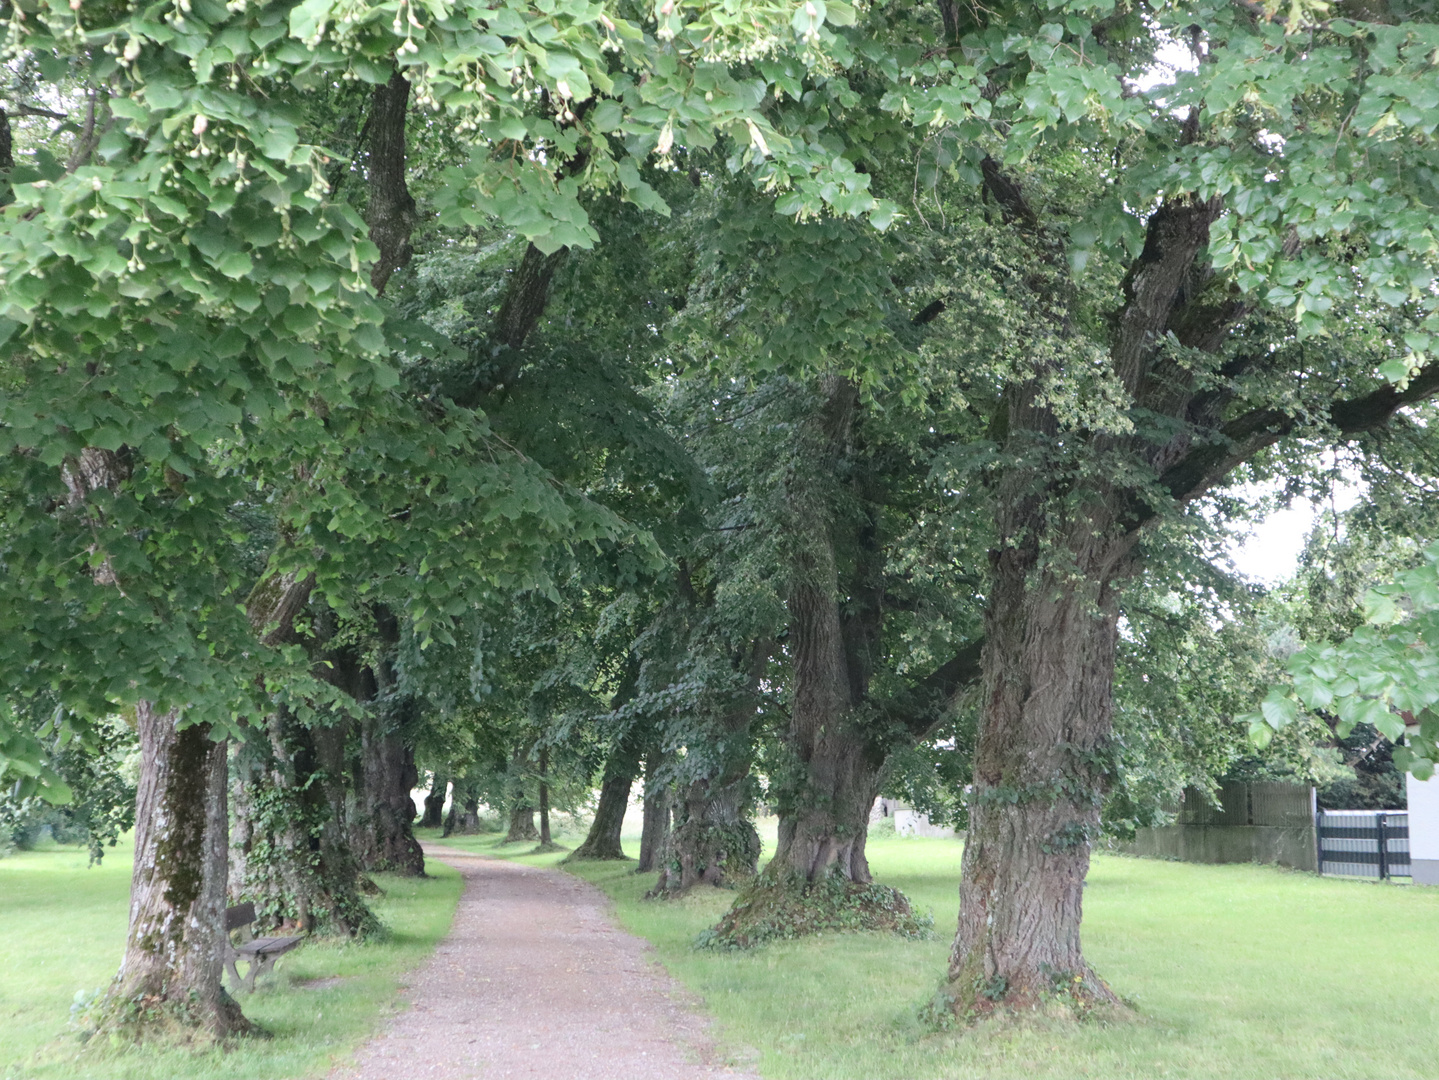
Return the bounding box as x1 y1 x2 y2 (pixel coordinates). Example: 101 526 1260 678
331 844 758 1080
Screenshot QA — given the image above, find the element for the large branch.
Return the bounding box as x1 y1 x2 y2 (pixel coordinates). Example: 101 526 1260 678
875 637 984 739
1110 197 1224 397
366 70 417 296
1128 361 1439 531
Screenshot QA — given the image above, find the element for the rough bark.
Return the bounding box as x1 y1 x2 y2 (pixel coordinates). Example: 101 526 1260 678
568 771 634 861
504 803 539 843
366 69 417 296
569 681 645 861
344 609 425 877
654 773 761 892
637 758 672 874
442 778 482 836
229 711 378 938
99 704 249 1037
946 502 1132 1009
421 773 448 830
943 168 1227 1014
350 715 424 875
767 375 885 885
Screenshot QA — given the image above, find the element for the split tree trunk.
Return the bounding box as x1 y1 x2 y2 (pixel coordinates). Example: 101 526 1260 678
654 773 760 891
350 715 425 875
766 375 884 884
230 711 378 937
442 779 482 836
101 703 248 1037
345 609 425 877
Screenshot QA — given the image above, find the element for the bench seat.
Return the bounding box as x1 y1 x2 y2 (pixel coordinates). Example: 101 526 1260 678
223 903 305 991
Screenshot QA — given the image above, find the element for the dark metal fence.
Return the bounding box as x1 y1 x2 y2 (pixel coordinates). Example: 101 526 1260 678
1316 809 1410 879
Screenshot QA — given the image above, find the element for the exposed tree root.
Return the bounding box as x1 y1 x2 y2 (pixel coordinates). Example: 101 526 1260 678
81 986 259 1046
698 869 932 949
921 964 1132 1030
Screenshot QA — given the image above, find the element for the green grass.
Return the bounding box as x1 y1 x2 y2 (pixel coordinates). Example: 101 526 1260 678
0 835 462 1080
441 822 1439 1080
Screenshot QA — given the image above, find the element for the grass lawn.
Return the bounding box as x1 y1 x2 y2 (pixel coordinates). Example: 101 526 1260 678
436 819 1439 1080
0 834 461 1080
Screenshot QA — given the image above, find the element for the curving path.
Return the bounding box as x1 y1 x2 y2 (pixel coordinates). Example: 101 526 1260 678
331 843 756 1080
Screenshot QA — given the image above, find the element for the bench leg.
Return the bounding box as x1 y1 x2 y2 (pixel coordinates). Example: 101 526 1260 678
244 958 260 993
225 954 244 993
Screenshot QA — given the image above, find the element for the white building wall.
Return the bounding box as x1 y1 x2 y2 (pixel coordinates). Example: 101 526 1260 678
1406 771 1439 885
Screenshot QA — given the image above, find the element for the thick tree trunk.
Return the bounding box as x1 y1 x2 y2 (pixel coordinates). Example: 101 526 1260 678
230 713 378 937
99 703 248 1037
504 804 538 843
421 773 448 829
442 779 482 836
637 753 672 874
568 771 633 861
350 716 425 875
771 735 881 884
767 375 885 884
346 609 425 876
654 774 760 891
946 530 1128 1010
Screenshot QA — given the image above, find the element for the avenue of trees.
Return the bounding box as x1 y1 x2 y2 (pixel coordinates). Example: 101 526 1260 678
4 0 1439 1042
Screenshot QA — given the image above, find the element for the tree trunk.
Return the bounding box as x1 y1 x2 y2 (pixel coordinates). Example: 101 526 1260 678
570 703 644 861
538 746 553 846
442 779 481 836
568 771 633 861
350 716 425 875
346 609 425 877
767 375 884 884
504 804 538 843
99 703 248 1037
653 773 760 891
229 712 378 938
366 69 416 295
946 520 1129 1010
637 752 672 874
421 773 448 829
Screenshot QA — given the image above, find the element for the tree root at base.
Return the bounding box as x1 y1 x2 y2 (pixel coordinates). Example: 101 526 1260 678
698 871 933 949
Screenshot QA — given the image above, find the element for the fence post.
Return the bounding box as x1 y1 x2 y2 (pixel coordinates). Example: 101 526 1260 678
1315 807 1324 876
1378 812 1389 880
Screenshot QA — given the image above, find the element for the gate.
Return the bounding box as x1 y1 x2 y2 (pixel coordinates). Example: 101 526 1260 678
1316 809 1411 879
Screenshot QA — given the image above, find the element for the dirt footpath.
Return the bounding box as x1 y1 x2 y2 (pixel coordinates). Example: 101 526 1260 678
331 844 757 1080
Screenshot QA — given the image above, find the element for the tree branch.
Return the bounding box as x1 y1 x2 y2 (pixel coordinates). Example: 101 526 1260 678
366 70 417 296
876 637 984 738
1128 360 1439 531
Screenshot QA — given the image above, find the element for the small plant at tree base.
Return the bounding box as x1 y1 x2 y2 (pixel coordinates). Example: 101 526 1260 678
696 868 933 950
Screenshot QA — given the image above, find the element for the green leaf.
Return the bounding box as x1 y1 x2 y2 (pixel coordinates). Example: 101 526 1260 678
1364 589 1400 625
1260 691 1298 730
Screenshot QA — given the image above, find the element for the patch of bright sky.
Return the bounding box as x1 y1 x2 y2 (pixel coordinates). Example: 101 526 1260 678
1226 477 1367 585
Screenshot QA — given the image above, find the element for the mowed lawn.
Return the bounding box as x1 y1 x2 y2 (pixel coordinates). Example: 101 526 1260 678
8 823 1439 1080
443 822 1439 1080
0 835 461 1080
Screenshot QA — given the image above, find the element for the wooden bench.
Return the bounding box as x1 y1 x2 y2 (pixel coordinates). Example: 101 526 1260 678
224 901 304 992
